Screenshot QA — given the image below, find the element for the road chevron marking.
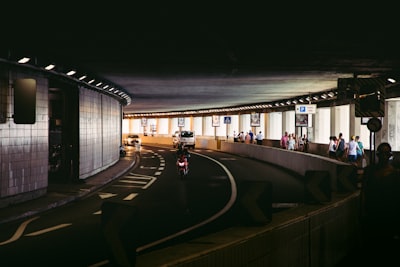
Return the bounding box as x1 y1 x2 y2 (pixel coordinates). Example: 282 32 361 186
124 193 138 201
98 192 118 199
25 223 72 236
0 216 39 245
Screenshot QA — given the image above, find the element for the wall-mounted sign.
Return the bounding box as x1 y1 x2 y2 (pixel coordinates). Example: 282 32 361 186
250 113 260 126
224 116 231 124
141 118 147 127
178 117 185 127
295 114 309 127
212 115 220 127
295 104 316 114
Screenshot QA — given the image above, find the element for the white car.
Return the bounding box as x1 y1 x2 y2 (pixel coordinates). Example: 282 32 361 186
173 130 195 149
125 134 141 146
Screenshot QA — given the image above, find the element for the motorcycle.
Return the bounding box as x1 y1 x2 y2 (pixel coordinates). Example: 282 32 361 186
176 155 189 179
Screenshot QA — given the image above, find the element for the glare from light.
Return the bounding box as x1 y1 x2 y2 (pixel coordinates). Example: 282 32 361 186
387 78 396 83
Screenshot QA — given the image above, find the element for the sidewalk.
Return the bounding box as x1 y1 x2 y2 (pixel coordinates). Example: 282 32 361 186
0 155 137 225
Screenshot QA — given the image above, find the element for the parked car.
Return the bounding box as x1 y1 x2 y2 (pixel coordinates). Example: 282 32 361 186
125 134 141 146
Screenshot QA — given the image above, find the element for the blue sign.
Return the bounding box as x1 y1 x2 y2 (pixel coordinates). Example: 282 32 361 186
224 116 231 124
300 106 306 112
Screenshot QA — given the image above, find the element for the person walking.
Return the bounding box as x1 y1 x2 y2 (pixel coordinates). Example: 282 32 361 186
336 133 346 161
255 131 263 145
287 134 296 150
356 135 365 167
249 130 254 144
328 136 337 159
280 131 288 149
347 135 360 164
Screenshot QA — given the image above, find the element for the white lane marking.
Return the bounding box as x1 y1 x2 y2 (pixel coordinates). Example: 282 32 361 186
93 210 102 215
219 157 237 161
0 216 39 245
123 193 138 201
154 171 162 176
98 192 118 199
119 179 147 185
158 167 165 170
25 223 72 236
113 173 157 188
140 166 157 169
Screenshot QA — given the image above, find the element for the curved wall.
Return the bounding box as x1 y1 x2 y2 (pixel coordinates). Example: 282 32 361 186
0 67 123 207
79 88 121 179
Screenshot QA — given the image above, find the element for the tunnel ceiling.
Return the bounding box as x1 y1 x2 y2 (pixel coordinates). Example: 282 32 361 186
3 3 400 114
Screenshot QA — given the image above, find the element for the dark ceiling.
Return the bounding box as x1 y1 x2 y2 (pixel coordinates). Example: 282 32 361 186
3 3 400 114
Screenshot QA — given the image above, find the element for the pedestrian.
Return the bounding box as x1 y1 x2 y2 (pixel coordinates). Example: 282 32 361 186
355 135 365 167
302 134 309 152
238 131 245 143
328 136 337 159
249 130 254 144
280 131 288 149
255 131 263 145
346 135 360 164
287 134 296 150
336 132 346 161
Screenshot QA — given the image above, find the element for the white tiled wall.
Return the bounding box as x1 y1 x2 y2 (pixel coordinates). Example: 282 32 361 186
79 89 121 179
0 71 48 199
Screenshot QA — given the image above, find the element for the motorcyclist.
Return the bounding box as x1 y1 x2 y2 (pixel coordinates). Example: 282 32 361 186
176 154 189 173
176 144 190 161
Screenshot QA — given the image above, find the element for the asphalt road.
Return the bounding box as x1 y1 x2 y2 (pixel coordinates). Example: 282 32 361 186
0 145 305 266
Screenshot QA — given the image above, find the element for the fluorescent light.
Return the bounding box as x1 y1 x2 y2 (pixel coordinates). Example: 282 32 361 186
79 75 87 80
66 70 76 76
45 64 55 70
18 57 30 64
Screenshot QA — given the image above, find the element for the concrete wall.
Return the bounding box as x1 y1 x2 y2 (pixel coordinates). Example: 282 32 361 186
220 141 356 192
136 193 360 267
